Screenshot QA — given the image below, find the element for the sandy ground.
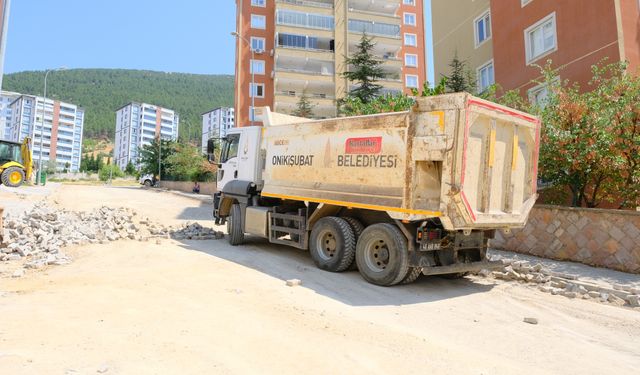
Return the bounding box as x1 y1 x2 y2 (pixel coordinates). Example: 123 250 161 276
1 185 639 374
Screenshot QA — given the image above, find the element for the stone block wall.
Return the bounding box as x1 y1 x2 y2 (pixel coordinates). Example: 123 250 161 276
158 181 217 196
491 205 640 274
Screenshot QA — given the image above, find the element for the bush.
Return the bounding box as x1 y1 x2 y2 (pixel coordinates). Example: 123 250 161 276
98 165 124 182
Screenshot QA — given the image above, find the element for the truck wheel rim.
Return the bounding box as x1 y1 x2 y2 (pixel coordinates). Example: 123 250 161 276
316 229 337 260
9 171 22 184
363 239 390 272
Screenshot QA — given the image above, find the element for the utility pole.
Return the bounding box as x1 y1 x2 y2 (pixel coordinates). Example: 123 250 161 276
231 31 262 126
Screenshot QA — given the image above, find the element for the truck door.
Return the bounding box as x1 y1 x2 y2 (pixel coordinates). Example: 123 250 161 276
218 132 240 190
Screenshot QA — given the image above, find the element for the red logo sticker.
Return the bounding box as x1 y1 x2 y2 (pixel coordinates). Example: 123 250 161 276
345 137 382 154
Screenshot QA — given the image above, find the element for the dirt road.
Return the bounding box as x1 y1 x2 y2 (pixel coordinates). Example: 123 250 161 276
1 185 639 374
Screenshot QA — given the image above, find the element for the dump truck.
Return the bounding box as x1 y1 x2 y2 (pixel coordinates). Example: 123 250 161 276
0 137 33 188
207 93 541 286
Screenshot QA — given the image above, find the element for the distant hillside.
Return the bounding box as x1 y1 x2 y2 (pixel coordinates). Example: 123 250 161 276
3 69 234 141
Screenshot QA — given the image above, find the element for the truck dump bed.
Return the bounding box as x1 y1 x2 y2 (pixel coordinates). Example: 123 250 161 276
260 93 540 230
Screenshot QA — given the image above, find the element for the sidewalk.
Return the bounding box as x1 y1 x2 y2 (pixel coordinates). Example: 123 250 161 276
489 248 640 290
158 188 213 202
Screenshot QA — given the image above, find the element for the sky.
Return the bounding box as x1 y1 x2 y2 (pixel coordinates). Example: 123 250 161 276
5 0 435 82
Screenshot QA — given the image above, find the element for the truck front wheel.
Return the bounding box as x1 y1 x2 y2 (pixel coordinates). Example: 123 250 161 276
356 223 409 286
309 217 355 272
227 203 244 246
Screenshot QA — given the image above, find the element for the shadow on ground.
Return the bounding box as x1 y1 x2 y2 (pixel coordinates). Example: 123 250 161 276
177 236 495 307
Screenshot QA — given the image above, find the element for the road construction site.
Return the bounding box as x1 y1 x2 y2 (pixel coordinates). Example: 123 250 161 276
1 184 639 374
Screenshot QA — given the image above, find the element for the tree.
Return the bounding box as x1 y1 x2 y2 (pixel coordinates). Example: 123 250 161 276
443 52 476 93
138 138 178 179
124 160 137 176
292 93 315 118
341 33 386 103
165 143 214 181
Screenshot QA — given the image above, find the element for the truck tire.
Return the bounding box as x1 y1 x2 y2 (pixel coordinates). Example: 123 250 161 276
309 217 356 272
401 267 422 284
341 216 364 271
143 180 151 187
227 203 244 246
1 167 25 187
356 223 409 286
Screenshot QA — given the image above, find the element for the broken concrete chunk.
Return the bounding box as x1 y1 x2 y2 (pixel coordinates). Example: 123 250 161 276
286 279 302 287
523 317 538 325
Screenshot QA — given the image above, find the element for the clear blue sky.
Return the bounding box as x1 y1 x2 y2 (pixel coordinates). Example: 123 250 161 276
5 0 435 82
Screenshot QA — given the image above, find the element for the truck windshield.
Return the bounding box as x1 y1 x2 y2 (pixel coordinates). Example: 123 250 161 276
0 142 22 165
221 134 240 163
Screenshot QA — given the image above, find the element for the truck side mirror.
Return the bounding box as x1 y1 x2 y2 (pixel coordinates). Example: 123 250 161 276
207 139 216 163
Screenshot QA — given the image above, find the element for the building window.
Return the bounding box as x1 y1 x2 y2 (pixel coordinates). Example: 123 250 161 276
251 0 266 6
477 60 494 93
405 54 418 67
404 13 416 26
525 12 557 64
528 78 558 107
405 75 419 88
521 0 532 6
251 37 265 52
474 11 491 47
250 83 265 98
403 0 415 5
404 33 417 46
250 59 265 74
251 14 266 29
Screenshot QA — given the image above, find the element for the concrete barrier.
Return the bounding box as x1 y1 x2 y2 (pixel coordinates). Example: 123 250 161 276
158 181 217 196
491 205 640 274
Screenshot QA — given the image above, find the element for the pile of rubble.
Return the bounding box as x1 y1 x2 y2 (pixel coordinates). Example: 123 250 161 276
479 259 640 308
1 203 225 269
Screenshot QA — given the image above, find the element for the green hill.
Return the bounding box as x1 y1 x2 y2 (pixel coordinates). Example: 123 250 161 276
3 69 234 141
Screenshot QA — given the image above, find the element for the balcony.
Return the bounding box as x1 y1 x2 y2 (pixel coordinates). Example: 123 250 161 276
276 9 334 30
275 55 335 80
276 33 335 54
348 0 399 17
276 0 333 9
348 19 400 39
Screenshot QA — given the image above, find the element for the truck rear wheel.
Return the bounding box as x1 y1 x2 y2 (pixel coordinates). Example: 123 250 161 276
309 217 355 272
341 216 364 271
227 203 244 246
1 167 25 188
401 267 422 284
356 223 409 286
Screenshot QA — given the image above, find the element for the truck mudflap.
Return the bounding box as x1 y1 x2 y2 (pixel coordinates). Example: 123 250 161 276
421 260 503 276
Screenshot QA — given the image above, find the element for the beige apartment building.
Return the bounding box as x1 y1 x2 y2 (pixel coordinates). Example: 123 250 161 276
234 0 427 126
432 0 494 92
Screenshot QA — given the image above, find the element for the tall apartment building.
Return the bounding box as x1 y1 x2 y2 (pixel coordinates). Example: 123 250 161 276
0 90 19 139
7 95 84 172
201 107 235 154
432 0 640 104
114 102 179 170
234 0 427 126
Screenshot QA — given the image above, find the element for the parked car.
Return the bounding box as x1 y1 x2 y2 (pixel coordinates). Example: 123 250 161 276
139 174 155 187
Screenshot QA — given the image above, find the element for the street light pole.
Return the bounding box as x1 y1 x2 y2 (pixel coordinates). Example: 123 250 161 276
36 67 65 185
231 32 256 127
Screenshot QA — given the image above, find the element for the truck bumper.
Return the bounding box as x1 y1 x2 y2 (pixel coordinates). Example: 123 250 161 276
421 260 503 276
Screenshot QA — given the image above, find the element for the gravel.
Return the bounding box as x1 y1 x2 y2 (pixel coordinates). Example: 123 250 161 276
1 202 224 271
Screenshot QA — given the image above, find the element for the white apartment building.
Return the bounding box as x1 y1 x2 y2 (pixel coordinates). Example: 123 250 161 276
201 107 234 154
0 90 19 139
7 95 84 172
114 102 179 170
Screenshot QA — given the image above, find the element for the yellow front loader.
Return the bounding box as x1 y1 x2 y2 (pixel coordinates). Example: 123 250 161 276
0 137 33 187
